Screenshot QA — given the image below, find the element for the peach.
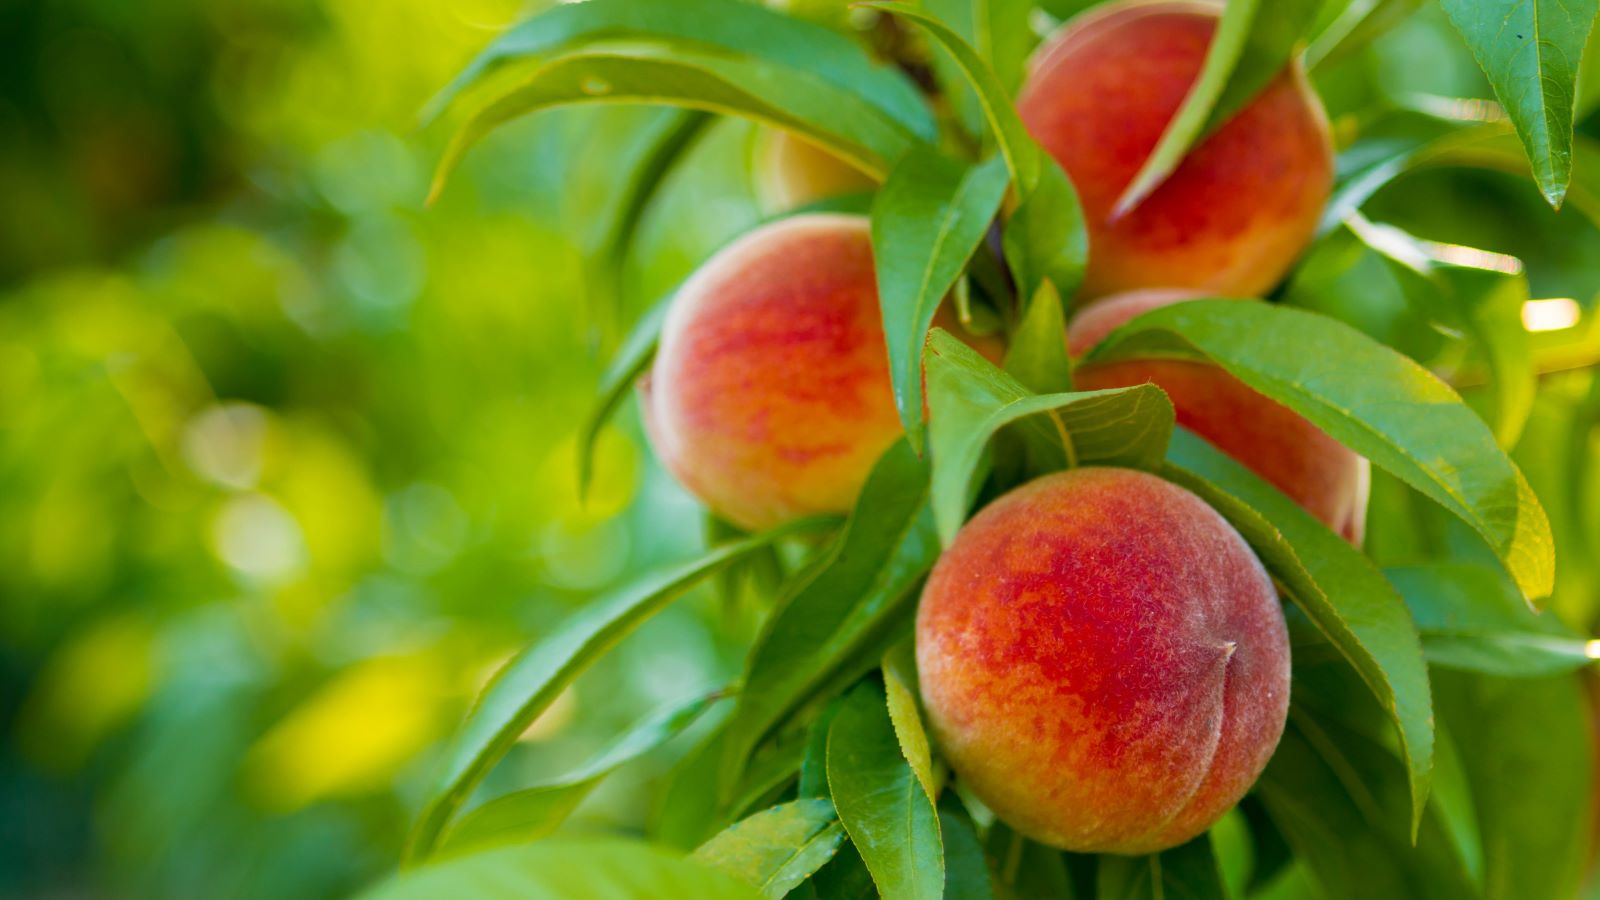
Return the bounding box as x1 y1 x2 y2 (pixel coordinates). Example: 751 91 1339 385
1016 0 1334 301
917 467 1290 853
643 213 1001 531
752 129 878 213
1068 289 1370 543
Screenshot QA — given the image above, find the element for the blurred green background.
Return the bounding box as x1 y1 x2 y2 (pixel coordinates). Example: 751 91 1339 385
1 1 1597 898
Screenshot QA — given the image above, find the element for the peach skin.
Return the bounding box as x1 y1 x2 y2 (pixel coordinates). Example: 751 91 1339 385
1068 289 1370 543
642 213 1002 531
1017 0 1334 301
917 467 1290 854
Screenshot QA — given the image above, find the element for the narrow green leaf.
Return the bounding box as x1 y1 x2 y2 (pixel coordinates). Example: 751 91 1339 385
432 46 921 203
1096 834 1228 900
363 837 761 900
975 0 1038 97
871 148 1012 446
1386 563 1593 675
1164 429 1434 838
1438 0 1599 207
925 330 1175 544
579 294 669 500
1088 299 1555 602
1306 0 1425 70
1003 280 1074 396
694 799 847 899
1434 670 1594 899
828 680 944 900
881 640 936 801
1114 0 1325 217
435 692 724 858
862 2 1089 299
404 516 836 863
721 441 939 793
425 0 935 140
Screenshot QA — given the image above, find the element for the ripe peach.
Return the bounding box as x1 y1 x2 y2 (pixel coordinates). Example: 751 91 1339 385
917 467 1290 854
752 129 877 213
642 213 1001 531
1017 0 1334 301
1068 289 1370 543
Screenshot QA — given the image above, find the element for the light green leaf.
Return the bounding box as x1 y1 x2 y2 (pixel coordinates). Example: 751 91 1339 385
363 837 761 900
881 640 935 802
693 799 847 899
1096 834 1227 900
436 692 724 858
579 293 669 500
925 330 1175 544
432 45 922 203
1164 429 1434 838
425 0 935 140
828 680 944 900
871 148 1012 446
1438 0 1599 207
404 516 835 862
1306 0 1426 70
1114 0 1325 216
1088 299 1555 603
1003 280 1074 395
721 441 939 794
1386 563 1593 675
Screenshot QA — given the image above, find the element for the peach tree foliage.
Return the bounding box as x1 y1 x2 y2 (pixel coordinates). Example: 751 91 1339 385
366 0 1598 897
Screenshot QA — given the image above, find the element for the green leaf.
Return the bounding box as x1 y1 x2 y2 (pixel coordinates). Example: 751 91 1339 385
881 640 936 801
985 822 1076 900
1306 0 1425 70
693 799 847 899
1434 670 1594 899
1003 280 1074 395
937 795 995 900
405 517 835 862
1438 0 1599 207
1113 0 1325 216
863 2 1089 299
579 293 669 500
799 697 847 799
1095 834 1228 900
432 45 923 203
1385 563 1593 675
827 680 944 900
435 692 724 858
919 0 1038 138
425 0 935 141
362 837 761 900
1164 429 1434 838
1088 299 1555 603
720 441 939 792
925 330 1176 544
871 148 1012 446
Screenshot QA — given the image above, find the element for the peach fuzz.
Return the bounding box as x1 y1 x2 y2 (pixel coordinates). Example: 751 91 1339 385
752 129 878 213
642 213 1002 531
1068 289 1370 543
1016 0 1334 301
916 467 1290 854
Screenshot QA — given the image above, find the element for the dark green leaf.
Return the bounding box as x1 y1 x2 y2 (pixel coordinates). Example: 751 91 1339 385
1114 0 1325 216
721 441 939 794
405 517 835 862
985 822 1077 900
1386 563 1592 675
693 799 847 899
1164 429 1434 837
432 46 922 203
925 330 1175 543
1089 299 1555 602
1095 834 1228 900
827 680 944 900
363 837 761 900
435 692 724 858
871 148 1012 446
799 697 848 800
1435 670 1594 899
1003 280 1074 395
937 795 994 900
1438 0 1599 207
426 0 935 140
